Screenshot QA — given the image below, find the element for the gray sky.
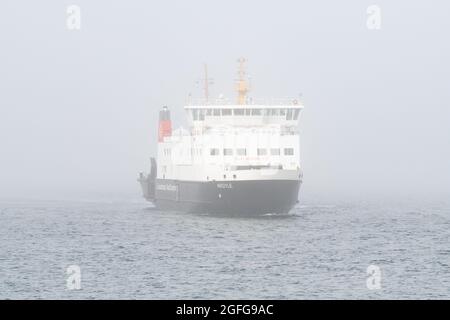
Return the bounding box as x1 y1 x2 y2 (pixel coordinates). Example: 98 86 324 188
0 0 449 202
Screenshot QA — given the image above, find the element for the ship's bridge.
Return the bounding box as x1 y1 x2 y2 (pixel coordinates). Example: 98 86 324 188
184 100 303 128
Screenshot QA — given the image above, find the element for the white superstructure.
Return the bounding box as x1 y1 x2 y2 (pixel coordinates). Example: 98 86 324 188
158 102 303 182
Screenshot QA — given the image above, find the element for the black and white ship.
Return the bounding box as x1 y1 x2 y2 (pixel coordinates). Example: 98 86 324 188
138 59 303 215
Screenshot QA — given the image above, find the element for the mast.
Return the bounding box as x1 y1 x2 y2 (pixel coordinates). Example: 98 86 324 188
236 57 249 105
204 64 209 103
199 63 213 104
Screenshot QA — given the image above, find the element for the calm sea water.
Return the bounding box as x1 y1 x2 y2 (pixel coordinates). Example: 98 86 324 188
1 198 449 299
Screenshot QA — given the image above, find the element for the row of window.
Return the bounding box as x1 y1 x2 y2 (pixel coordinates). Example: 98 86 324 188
210 148 294 156
191 108 300 121
163 148 295 157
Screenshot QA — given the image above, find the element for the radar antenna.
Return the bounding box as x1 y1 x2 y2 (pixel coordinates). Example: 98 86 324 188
236 57 249 105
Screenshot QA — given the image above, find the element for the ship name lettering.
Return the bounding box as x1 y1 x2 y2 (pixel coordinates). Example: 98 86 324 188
217 183 232 189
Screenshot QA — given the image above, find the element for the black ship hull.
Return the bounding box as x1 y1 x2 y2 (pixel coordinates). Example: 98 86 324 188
140 178 301 216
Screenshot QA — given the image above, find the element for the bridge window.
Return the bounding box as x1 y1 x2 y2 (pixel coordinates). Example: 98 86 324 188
251 109 262 116
213 109 220 116
237 148 246 156
286 109 293 120
257 148 267 156
210 148 220 156
293 109 300 120
271 109 279 116
284 148 294 156
280 109 286 117
245 109 251 115
223 148 233 156
193 109 199 121
222 109 232 116
206 109 213 116
270 148 280 155
233 109 245 116
199 109 205 120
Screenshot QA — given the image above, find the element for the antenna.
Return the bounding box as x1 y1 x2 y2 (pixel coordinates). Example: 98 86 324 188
196 64 214 104
236 57 249 105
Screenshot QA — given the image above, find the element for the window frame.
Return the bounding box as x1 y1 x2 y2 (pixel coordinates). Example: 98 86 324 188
210 148 220 156
270 148 280 156
223 148 233 156
257 148 268 156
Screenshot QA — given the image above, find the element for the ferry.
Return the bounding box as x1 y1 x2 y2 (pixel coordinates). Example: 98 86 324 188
138 59 303 215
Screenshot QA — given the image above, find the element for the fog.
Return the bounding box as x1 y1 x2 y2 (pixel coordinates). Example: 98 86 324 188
1 0 449 202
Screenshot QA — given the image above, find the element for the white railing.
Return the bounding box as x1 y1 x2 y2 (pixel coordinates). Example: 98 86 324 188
186 97 304 106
